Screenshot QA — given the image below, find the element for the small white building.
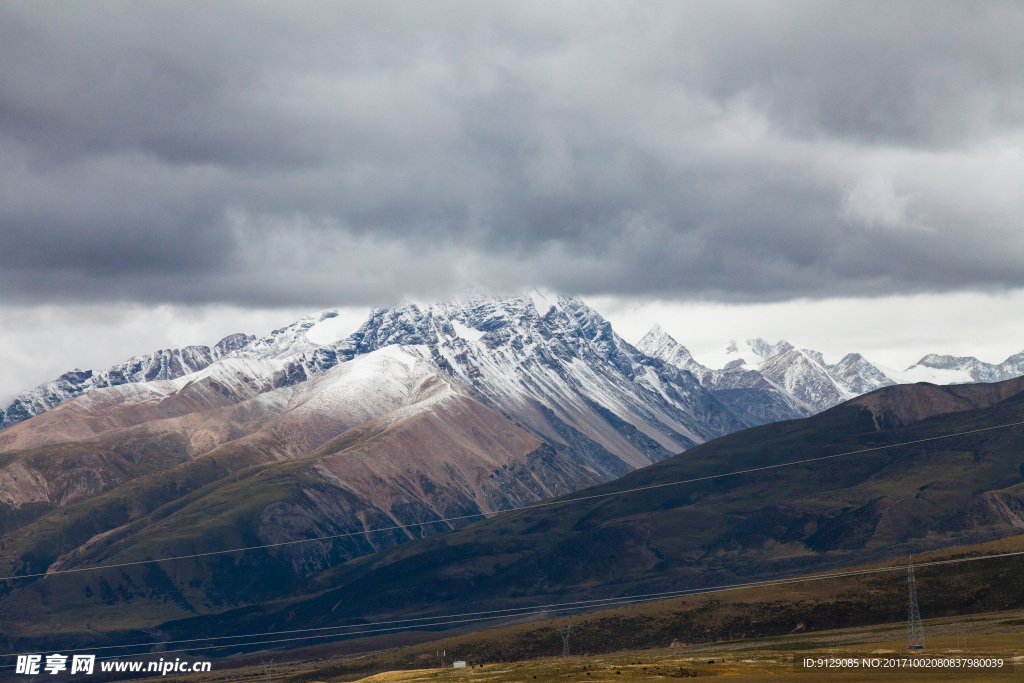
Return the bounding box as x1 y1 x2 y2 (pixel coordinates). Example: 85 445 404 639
453 661 467 668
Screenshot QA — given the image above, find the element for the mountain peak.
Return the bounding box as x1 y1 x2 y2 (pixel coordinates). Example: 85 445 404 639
637 324 671 347
694 338 776 371
637 324 680 353
5 291 1024 437
636 326 697 370
747 338 793 360
914 353 971 370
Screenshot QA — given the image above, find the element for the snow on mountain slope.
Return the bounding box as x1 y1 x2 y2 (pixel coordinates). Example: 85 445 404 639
285 345 452 420
692 338 793 371
0 310 363 433
899 351 1024 384
637 327 810 421
332 294 748 471
0 296 752 525
638 326 1024 414
1 343 610 584
0 333 254 430
636 325 702 376
891 365 976 385
235 310 345 360
6 293 1024 456
149 346 479 475
823 352 897 396
0 355 291 454
758 348 854 411
0 346 526 511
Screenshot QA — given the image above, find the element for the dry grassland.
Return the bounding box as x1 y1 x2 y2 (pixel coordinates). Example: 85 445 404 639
114 609 1024 683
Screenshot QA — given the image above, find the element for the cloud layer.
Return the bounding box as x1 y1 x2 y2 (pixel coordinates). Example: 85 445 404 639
2 1 1022 307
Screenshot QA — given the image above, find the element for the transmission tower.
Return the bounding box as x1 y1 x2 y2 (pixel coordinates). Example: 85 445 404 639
556 625 572 659
261 659 273 683
907 558 925 650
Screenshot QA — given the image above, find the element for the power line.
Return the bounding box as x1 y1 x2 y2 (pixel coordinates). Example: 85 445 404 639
4 418 1021 583
0 590 702 657
0 599 673 667
5 546 1024 664
99 547 1024 656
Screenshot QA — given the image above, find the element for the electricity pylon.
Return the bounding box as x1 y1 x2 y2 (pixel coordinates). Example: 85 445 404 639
556 625 572 658
907 558 925 649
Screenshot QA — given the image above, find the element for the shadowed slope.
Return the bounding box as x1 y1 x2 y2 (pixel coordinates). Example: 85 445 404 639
136 376 1024 650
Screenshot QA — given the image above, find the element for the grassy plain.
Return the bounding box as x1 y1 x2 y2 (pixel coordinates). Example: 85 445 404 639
112 609 1024 682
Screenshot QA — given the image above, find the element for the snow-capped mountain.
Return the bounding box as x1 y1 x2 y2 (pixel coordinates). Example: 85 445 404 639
2 294 770 460
0 332 255 430
3 290 1024 620
641 331 894 412
690 337 794 373
7 294 1024 438
0 294 781 507
896 352 1024 385
638 328 1024 414
757 348 858 411
635 327 811 423
324 292 764 461
634 324 702 374
0 293 779 596
347 294 752 465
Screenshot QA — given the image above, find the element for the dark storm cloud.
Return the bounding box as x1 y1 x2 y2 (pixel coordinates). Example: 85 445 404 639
1 0 1022 307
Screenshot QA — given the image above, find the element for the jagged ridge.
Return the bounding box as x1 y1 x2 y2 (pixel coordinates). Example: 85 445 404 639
637 327 1024 414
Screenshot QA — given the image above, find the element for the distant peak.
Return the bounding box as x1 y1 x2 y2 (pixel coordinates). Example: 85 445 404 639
747 338 793 360
639 324 669 341
636 325 695 366
214 332 255 357
913 353 970 370
427 289 571 319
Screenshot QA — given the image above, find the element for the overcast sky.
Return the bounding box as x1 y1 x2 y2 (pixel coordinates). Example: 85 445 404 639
1 1 1023 401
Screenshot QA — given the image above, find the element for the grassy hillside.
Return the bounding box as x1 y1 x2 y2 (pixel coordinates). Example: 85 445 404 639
5 379 1024 655
59 533 1024 683
145 382 1024 648
277 533 1024 681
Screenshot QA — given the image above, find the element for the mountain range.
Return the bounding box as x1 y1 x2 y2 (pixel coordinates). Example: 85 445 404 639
2 292 1024 651
0 295 749 615
637 325 1024 414
6 365 1024 655
6 292 1024 434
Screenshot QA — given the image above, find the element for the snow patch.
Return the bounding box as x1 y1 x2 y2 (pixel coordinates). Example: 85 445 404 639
450 319 486 341
693 340 760 370
286 345 456 422
889 366 975 385
529 290 558 316
306 313 358 345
